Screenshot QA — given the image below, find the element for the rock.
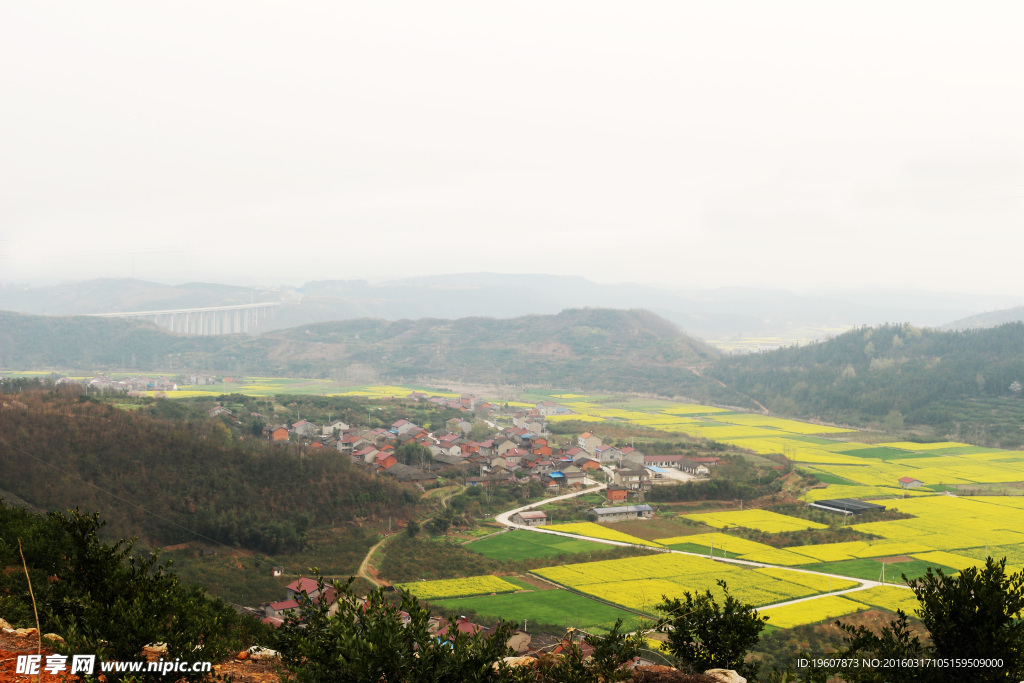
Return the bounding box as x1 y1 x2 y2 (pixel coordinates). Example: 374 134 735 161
0 618 11 630
14 628 38 638
43 633 65 644
143 643 168 656
247 646 280 661
236 651 249 660
704 670 746 683
493 656 537 671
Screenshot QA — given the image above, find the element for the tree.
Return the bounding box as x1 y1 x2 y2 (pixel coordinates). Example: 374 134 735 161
883 409 904 432
836 557 1024 682
654 579 767 676
470 420 492 441
834 611 929 682
395 442 433 466
0 505 268 683
275 574 517 683
914 558 1024 680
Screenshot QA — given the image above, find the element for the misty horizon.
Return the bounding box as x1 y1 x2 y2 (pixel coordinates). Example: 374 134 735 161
2 2 1023 294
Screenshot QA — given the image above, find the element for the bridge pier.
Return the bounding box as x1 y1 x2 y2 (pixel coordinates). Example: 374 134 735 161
87 303 280 336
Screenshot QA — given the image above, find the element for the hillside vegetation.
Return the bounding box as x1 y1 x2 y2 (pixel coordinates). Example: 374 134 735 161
0 308 741 401
711 322 1024 447
0 387 417 552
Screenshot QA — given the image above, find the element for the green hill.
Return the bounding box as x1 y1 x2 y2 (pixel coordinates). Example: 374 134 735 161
710 322 1024 447
0 308 742 402
0 389 416 552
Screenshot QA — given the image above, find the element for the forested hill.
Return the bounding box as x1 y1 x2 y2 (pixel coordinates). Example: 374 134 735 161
0 389 417 552
709 323 1024 447
0 308 744 402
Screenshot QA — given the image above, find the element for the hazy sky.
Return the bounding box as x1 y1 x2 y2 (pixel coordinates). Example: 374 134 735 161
2 2 1022 293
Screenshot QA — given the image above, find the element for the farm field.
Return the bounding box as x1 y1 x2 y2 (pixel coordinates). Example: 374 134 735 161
20 372 1024 634
531 553 857 616
395 575 521 600
431 589 646 634
758 595 869 629
793 558 956 583
466 530 614 561
540 523 663 547
681 510 828 534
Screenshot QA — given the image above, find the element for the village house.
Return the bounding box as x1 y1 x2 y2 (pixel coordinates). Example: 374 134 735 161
644 454 685 469
898 476 924 489
678 458 711 476
614 468 651 490
562 470 587 487
391 419 419 435
291 420 319 437
503 448 527 466
588 504 655 523
432 452 469 469
593 444 621 462
265 577 341 620
605 484 628 503
354 446 381 463
618 446 644 459
322 420 350 436
375 452 398 469
511 510 547 526
534 401 558 416
270 425 290 442
495 439 518 456
578 432 602 453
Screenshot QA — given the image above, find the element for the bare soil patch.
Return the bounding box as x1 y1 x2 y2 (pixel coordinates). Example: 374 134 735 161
514 575 557 591
874 555 913 563
602 518 692 541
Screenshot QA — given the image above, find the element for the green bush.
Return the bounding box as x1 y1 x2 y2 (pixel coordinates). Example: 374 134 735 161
1 501 271 681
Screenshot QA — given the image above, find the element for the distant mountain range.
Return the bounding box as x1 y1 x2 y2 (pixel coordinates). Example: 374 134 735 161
2 275 1020 343
0 308 745 405
7 303 1024 445
940 305 1024 331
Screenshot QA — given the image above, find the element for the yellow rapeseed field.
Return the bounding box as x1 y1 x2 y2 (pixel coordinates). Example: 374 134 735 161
541 523 662 547
846 586 919 615
396 575 521 600
759 595 868 629
683 510 827 533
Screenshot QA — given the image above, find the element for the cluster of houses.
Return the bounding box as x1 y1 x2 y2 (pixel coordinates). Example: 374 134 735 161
57 375 179 393
254 397 719 506
58 372 231 394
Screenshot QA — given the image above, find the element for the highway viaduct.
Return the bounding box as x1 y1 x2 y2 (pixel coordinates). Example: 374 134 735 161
87 302 281 335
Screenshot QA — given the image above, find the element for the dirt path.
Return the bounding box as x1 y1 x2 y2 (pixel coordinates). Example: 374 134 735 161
357 484 466 586
356 536 389 587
